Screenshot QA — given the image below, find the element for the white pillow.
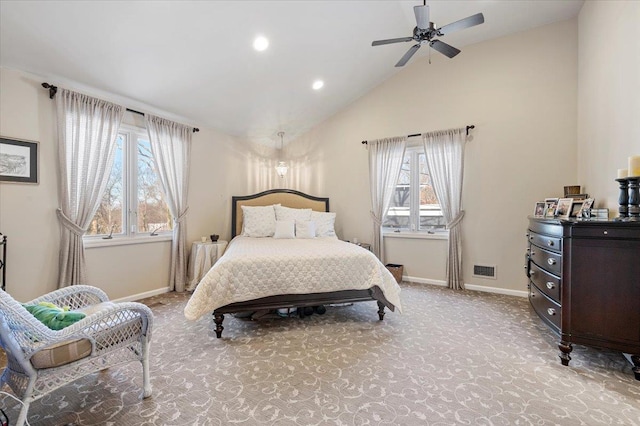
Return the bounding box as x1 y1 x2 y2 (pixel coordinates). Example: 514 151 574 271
296 220 316 239
274 205 312 222
241 205 277 237
310 211 336 237
274 220 295 239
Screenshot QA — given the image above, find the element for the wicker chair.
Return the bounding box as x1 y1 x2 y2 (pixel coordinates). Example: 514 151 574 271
0 285 153 426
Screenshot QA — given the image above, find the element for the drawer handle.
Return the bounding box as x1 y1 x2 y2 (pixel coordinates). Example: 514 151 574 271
547 308 556 316
603 230 608 235
547 240 554 247
547 258 556 266
531 251 536 256
546 282 555 290
529 270 536 276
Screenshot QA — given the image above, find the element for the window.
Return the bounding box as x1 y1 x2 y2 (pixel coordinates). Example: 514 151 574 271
87 126 172 238
383 146 445 231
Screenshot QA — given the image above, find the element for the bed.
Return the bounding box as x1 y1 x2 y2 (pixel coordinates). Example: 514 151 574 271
183 189 402 338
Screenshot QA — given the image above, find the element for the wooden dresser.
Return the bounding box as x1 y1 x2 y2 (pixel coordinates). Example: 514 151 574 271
526 217 640 380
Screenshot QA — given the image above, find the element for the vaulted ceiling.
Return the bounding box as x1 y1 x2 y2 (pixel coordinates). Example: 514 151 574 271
0 1 584 145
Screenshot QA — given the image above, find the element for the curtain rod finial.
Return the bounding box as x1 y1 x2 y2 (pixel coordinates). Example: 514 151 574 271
41 82 57 99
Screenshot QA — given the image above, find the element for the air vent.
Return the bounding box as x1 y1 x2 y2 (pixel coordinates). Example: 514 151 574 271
473 264 496 279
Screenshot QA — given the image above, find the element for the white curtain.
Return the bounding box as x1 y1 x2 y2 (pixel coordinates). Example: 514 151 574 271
368 137 407 261
145 114 192 292
55 89 124 287
422 128 467 290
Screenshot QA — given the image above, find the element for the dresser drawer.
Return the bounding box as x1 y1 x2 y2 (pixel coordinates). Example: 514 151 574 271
570 225 640 240
528 232 562 253
529 262 561 303
529 246 562 276
530 284 561 333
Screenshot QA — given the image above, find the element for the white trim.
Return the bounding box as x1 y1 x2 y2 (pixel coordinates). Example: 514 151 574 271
84 234 172 248
403 276 447 286
403 276 528 298
383 230 448 240
111 286 171 303
463 283 527 298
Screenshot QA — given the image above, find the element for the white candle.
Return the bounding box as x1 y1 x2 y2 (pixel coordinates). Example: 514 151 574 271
617 168 629 179
629 155 640 177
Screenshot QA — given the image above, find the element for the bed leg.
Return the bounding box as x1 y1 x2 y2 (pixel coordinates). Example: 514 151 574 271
213 313 224 338
377 301 385 321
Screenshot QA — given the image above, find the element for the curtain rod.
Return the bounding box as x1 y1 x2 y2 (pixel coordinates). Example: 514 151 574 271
42 83 200 133
361 125 475 144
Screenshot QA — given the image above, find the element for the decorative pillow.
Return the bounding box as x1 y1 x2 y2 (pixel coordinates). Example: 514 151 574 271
274 220 295 239
23 302 86 331
310 211 337 237
241 205 277 237
296 220 316 239
274 205 312 222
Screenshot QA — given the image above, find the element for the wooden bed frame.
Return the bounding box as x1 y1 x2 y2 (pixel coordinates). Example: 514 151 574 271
211 188 394 338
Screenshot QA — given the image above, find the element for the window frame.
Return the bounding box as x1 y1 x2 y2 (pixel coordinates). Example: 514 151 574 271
83 124 172 247
383 144 446 234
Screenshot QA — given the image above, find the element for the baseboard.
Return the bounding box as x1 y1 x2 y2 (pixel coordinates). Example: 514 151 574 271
111 287 171 303
403 275 447 287
404 276 528 298
464 283 528 298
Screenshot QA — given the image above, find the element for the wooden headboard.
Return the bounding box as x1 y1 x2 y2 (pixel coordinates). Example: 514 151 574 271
231 189 330 238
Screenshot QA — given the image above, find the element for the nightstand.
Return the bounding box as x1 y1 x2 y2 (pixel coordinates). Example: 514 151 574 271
187 240 227 291
346 240 371 251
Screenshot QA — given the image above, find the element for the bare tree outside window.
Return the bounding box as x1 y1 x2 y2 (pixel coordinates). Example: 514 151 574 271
86 129 173 238
383 149 444 230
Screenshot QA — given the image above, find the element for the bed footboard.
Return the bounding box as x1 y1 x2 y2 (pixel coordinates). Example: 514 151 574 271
211 287 393 338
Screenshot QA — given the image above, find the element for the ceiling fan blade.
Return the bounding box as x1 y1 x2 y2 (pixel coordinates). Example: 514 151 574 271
429 40 461 58
413 4 430 30
372 37 414 46
437 13 485 35
395 44 421 67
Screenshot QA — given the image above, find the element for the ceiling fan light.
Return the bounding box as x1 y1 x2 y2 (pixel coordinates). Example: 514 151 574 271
253 36 269 51
312 80 324 90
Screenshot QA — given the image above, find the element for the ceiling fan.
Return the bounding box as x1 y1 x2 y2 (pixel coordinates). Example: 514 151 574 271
372 1 485 67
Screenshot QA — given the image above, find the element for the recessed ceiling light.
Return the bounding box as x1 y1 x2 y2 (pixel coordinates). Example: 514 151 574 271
312 80 324 90
253 36 269 51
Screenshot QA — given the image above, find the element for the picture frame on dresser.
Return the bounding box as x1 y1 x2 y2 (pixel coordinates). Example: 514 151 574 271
0 137 39 184
544 198 558 218
569 201 583 218
533 202 546 217
577 198 594 218
555 198 573 219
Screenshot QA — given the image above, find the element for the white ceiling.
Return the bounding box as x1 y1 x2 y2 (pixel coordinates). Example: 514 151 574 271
0 1 584 145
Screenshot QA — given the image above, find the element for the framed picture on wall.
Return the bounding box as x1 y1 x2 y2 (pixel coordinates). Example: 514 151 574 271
0 137 39 184
555 198 573 219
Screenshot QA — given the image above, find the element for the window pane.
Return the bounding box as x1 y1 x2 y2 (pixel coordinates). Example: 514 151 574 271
418 153 445 229
383 154 411 228
87 136 124 235
137 138 172 233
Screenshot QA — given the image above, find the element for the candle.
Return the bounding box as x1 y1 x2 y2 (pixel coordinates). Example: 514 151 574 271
618 168 629 179
630 155 640 177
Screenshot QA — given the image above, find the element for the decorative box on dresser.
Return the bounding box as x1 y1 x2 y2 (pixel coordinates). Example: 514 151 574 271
525 217 640 380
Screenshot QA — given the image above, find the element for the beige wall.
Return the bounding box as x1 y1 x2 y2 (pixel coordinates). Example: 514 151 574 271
0 67 259 301
577 1 640 211
286 19 579 295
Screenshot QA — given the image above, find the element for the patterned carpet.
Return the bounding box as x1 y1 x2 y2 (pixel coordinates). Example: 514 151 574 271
1 283 639 425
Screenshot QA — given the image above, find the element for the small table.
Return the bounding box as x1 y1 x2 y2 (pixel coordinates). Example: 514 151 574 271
187 240 227 291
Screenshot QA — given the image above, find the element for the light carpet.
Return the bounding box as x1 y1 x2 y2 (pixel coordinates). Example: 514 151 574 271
1 283 639 425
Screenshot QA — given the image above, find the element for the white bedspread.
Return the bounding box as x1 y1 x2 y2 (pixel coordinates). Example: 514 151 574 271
184 236 402 320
